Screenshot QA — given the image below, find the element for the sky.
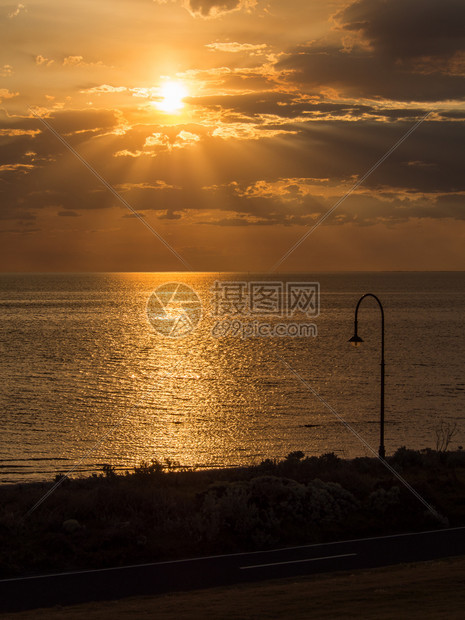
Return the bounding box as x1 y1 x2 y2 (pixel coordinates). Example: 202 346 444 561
1 0 464 272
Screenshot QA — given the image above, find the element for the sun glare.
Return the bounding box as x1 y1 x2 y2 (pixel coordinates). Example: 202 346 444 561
156 81 188 113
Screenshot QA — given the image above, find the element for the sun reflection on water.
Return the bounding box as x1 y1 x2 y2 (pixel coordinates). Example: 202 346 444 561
1 272 464 482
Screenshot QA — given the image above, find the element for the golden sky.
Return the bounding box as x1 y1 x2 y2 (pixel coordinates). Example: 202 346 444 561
1 0 465 271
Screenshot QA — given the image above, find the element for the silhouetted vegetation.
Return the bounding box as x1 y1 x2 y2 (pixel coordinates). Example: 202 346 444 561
1 448 465 579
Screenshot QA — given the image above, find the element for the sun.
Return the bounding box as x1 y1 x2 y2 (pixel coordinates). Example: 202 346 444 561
155 81 188 114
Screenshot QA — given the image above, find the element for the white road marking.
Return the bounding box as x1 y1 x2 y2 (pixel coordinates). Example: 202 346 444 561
2 526 464 583
240 552 357 570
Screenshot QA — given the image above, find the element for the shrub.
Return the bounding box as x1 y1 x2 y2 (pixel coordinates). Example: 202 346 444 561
133 459 165 477
390 446 424 468
365 486 401 514
306 479 359 524
197 475 358 549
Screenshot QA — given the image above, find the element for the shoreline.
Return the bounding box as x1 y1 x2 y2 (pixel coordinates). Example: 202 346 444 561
1 448 464 581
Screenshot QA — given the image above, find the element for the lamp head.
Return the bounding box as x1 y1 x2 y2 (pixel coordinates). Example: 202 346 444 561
348 333 364 347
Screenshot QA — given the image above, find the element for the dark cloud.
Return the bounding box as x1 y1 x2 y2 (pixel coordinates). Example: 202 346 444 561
189 91 431 121
198 189 465 228
277 45 465 101
203 217 250 226
188 91 378 118
0 208 36 221
0 109 119 168
57 210 80 216
338 0 465 61
278 0 465 102
158 210 182 220
34 109 119 136
219 73 276 91
0 227 40 234
2 107 465 230
440 110 465 120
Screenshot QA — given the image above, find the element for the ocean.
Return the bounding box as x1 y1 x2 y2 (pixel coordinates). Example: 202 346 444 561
1 272 464 483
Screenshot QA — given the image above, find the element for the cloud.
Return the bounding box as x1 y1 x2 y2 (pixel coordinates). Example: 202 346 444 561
0 64 13 77
337 0 465 62
152 0 256 16
8 3 26 18
0 88 18 102
177 130 200 143
2 106 465 233
116 181 179 191
0 128 40 137
80 84 127 94
0 227 40 234
0 206 36 221
62 55 104 67
278 44 465 102
144 132 171 148
158 210 182 219
130 87 158 99
35 55 54 67
30 109 120 136
138 128 201 154
0 163 34 172
206 41 267 53
122 212 145 218
185 0 255 18
277 0 465 102
57 210 80 217
188 91 373 120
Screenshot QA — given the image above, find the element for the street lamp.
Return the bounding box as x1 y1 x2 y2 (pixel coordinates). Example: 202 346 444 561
349 293 385 459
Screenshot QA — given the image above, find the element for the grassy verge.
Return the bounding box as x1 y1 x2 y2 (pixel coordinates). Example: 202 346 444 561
1 448 465 579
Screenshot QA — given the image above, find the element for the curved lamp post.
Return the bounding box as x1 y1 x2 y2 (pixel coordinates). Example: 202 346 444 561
349 294 385 459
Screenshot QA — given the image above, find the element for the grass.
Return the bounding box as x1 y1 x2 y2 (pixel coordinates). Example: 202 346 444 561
1 448 465 579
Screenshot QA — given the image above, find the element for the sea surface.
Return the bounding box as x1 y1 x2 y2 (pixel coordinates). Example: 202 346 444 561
1 272 464 484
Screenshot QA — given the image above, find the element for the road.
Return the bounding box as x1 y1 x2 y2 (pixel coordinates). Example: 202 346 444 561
1 526 465 612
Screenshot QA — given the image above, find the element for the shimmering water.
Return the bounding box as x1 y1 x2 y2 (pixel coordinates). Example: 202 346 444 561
1 272 464 483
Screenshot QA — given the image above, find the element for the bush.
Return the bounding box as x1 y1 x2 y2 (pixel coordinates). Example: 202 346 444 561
132 459 165 477
365 486 401 514
307 479 359 524
1 448 462 578
390 447 424 468
197 475 359 549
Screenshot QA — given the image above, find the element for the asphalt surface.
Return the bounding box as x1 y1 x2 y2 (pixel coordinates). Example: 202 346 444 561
1 526 465 612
